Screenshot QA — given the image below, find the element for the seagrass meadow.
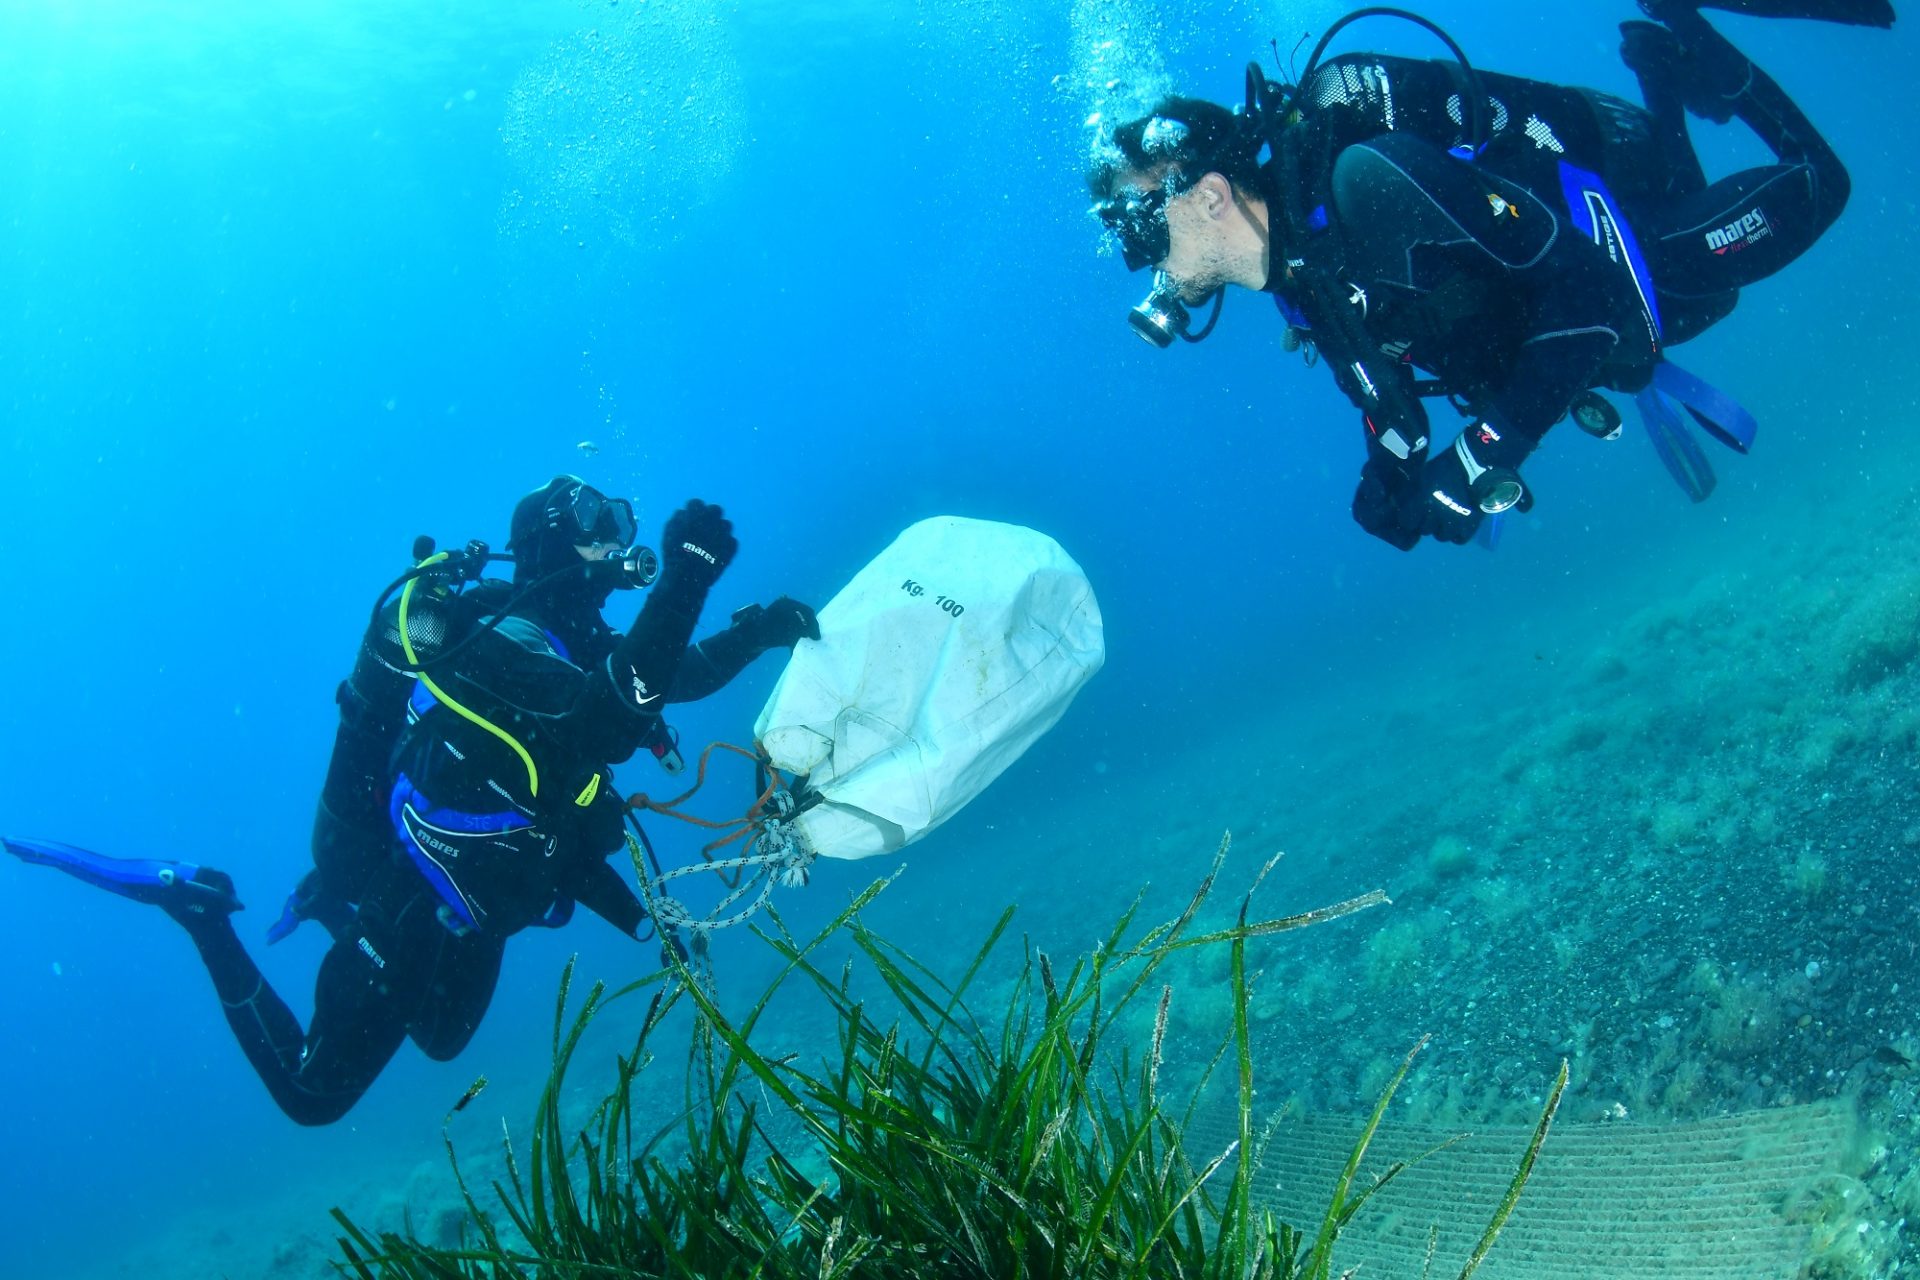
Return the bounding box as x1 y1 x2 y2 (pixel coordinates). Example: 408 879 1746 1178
328 846 1563 1279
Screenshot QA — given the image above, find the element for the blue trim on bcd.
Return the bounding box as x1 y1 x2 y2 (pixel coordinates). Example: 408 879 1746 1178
1556 160 1662 344
388 772 535 933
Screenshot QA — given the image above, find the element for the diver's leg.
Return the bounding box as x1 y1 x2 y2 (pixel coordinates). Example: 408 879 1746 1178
1652 3 1849 180
406 931 505 1061
176 909 404 1126
2 836 417 1124
1638 6 1853 294
1683 0 1893 28
273 864 457 1123
1651 287 1741 347
1618 22 1710 195
190 858 454 1125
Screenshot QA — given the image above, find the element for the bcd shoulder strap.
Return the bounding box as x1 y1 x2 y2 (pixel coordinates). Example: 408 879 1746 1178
1269 118 1432 461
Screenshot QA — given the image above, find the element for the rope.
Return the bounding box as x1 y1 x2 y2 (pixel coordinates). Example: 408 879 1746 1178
625 741 818 945
628 741 798 874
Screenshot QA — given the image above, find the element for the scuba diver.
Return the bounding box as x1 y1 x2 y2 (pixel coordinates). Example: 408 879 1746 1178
4 478 820 1125
1088 0 1893 548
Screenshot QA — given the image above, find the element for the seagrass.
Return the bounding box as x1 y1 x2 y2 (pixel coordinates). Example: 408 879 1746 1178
330 836 1564 1279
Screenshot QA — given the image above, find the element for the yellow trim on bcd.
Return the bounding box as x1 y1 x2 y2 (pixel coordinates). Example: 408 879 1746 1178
399 556 541 798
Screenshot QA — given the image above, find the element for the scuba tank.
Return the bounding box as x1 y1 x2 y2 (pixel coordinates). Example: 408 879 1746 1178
276 533 673 944
308 538 512 921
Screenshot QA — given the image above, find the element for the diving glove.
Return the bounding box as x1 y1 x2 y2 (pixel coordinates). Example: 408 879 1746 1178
658 500 737 593
735 596 822 650
1351 449 1427 552
1420 428 1533 546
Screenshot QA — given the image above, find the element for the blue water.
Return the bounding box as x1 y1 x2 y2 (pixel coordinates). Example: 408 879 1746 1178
2 1 1918 1275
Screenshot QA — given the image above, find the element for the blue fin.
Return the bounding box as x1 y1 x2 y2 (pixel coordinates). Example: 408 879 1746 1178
1636 387 1718 502
267 893 303 945
4 836 243 915
265 868 354 945
1650 360 1759 453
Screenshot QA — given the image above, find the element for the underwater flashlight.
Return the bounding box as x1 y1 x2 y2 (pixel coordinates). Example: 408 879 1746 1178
1471 468 1528 515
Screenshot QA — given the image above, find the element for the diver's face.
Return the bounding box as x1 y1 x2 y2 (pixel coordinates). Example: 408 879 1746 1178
1109 170 1241 303
574 541 622 562
1161 184 1235 302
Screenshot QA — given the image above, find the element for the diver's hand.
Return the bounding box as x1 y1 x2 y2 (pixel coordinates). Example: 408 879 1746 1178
1418 433 1533 547
740 596 821 650
1416 443 1485 546
1351 453 1425 552
659 500 737 592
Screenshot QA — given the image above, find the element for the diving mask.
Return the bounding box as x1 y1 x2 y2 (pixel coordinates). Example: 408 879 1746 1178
550 481 637 550
1095 185 1173 273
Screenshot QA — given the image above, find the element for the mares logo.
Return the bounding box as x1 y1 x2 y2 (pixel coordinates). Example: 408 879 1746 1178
1706 208 1771 254
411 826 460 859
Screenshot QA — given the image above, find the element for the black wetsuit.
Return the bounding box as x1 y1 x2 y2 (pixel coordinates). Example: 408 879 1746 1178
1276 37 1849 545
177 572 772 1125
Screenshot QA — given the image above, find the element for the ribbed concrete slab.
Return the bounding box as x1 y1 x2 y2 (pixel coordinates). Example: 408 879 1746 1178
1186 1103 1856 1278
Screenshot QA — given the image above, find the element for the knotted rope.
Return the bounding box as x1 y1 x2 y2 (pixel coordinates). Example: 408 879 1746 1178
625 741 817 947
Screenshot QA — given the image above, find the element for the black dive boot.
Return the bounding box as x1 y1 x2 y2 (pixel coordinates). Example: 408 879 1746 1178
156 864 245 930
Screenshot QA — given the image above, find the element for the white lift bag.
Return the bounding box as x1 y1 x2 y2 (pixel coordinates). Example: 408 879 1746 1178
753 516 1104 862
